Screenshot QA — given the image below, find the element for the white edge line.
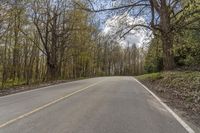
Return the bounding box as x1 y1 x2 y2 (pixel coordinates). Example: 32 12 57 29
0 78 100 99
0 79 106 128
133 77 195 133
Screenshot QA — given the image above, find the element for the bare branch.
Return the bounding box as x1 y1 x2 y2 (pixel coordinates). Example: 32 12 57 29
74 0 150 13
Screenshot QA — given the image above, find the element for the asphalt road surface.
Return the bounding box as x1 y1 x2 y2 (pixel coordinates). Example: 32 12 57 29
0 77 194 133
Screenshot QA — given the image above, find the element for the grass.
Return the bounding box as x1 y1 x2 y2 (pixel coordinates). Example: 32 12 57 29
136 72 164 81
0 79 27 89
136 71 200 103
0 76 91 90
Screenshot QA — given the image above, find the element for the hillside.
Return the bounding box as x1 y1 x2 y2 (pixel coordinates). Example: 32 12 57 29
136 71 200 127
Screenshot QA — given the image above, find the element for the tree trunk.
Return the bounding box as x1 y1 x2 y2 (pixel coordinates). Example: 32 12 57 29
46 57 59 81
161 34 175 70
160 1 175 70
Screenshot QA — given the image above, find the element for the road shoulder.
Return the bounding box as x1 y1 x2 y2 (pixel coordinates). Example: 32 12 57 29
135 73 200 133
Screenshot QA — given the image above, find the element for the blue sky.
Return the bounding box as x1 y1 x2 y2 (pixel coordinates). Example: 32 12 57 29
91 0 152 47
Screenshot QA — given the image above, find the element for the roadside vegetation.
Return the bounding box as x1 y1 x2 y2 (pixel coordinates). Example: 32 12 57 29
136 71 200 126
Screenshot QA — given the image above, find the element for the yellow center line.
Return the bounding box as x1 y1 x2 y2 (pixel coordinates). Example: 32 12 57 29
0 79 106 129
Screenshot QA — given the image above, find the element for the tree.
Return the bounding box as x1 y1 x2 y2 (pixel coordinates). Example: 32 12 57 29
0 0 180 89
80 0 200 70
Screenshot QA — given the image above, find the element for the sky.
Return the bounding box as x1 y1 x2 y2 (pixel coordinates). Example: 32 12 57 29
92 0 152 48
101 13 152 48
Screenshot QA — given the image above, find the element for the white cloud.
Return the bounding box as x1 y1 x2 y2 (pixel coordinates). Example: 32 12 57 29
102 14 152 47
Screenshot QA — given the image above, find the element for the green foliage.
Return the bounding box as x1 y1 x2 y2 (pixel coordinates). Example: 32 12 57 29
144 38 163 73
174 30 200 67
0 78 27 89
145 28 200 72
136 72 163 81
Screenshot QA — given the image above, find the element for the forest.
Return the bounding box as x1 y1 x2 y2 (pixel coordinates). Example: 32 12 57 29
0 0 199 89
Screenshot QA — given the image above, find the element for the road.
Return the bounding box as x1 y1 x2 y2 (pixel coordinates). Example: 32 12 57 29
0 77 194 133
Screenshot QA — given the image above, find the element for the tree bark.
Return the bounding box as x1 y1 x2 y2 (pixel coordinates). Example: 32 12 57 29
46 56 59 81
160 0 175 70
161 33 175 70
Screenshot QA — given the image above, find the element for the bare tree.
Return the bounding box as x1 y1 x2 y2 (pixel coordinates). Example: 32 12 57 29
80 0 200 70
